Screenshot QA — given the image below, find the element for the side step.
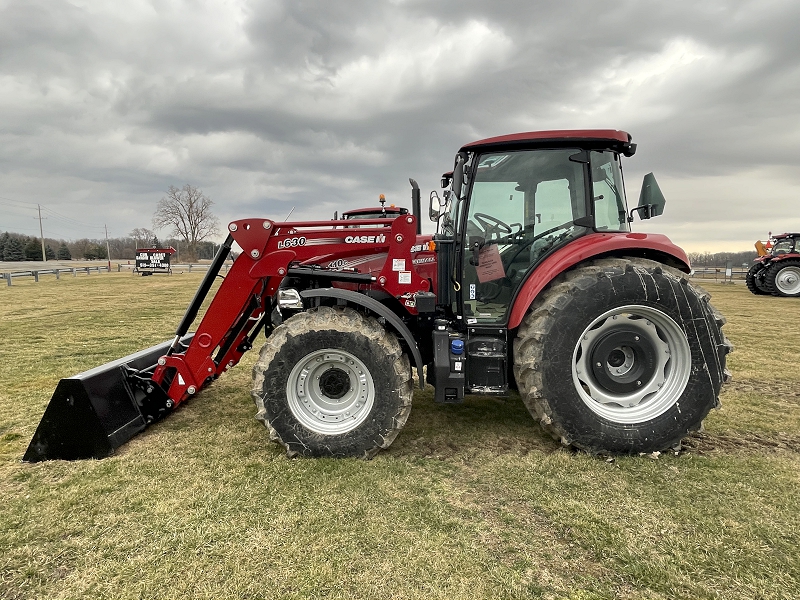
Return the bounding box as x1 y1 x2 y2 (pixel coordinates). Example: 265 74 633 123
23 336 192 462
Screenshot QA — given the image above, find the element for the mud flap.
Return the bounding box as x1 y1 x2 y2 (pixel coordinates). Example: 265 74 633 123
23 336 193 462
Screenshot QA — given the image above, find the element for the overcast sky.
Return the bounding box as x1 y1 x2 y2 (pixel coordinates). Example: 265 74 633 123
1 0 798 252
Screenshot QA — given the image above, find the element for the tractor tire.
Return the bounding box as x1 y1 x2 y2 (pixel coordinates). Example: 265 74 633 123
513 257 732 455
764 259 800 297
251 306 413 458
745 263 770 295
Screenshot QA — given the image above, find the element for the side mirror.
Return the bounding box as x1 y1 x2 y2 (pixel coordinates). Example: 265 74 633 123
629 172 666 221
429 190 441 221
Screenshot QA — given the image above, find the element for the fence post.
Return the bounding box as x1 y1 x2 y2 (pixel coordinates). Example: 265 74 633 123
5 273 10 287
73 268 77 277
34 271 39 282
56 270 60 280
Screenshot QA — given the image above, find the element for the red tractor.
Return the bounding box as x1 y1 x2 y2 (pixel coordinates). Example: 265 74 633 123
25 130 731 461
746 233 800 297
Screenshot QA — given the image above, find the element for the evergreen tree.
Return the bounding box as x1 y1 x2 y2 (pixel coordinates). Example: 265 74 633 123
45 244 56 260
3 237 25 261
0 232 8 258
57 243 72 260
24 238 43 261
151 235 161 248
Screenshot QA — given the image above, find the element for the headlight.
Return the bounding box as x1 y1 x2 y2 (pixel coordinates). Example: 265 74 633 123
277 288 304 310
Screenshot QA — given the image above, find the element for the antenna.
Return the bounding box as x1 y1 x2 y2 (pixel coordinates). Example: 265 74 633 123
284 207 295 221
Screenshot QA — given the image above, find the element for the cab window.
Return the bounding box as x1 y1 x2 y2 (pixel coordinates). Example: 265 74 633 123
591 151 629 232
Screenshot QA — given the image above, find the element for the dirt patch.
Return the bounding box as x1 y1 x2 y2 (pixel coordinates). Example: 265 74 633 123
724 379 800 399
683 430 800 454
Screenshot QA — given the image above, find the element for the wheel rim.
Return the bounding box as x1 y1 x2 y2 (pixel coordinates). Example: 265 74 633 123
775 266 800 295
571 305 691 424
286 349 375 434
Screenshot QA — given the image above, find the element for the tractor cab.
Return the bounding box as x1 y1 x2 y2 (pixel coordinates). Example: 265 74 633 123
770 234 799 255
430 130 661 326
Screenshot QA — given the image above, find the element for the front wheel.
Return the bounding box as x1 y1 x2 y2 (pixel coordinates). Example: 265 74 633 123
513 258 732 454
251 306 413 458
745 263 770 295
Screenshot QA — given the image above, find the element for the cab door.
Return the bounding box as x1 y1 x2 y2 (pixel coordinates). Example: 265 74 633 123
459 149 589 325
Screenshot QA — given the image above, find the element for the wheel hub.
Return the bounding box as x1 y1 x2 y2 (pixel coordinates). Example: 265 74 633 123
572 306 692 423
318 368 351 400
775 266 800 295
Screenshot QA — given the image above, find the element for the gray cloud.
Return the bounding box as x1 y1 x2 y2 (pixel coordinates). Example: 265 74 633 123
1 0 798 250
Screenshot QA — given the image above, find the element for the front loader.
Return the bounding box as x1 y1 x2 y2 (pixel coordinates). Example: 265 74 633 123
25 129 732 462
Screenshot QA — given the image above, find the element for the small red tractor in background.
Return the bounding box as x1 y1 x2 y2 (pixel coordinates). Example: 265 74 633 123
747 232 800 297
25 130 732 461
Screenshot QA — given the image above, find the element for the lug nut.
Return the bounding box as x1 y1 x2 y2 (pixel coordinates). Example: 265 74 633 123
187 385 196 395
251 249 260 258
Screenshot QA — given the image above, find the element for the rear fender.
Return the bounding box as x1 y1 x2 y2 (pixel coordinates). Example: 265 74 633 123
507 232 690 330
300 288 425 388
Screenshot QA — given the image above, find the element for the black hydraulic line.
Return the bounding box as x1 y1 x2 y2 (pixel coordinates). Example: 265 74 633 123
168 234 234 355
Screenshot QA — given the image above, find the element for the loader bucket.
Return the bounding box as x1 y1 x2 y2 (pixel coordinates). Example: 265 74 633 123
23 336 192 462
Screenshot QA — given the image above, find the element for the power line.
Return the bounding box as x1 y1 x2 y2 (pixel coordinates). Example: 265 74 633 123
39 205 106 230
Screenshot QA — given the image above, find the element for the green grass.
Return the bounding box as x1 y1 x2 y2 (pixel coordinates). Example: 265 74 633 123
1 273 799 599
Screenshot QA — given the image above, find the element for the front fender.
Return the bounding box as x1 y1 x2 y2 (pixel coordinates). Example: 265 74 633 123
507 232 690 329
300 288 425 389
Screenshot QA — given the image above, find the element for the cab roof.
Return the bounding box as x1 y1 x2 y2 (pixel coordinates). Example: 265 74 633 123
460 129 636 156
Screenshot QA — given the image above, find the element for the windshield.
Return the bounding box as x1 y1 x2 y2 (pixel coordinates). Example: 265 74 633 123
590 151 629 232
772 239 796 254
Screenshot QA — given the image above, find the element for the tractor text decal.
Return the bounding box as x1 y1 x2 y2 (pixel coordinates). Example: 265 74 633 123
344 234 387 244
277 237 307 249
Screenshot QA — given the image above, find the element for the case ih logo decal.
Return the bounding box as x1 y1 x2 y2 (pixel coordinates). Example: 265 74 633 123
277 237 307 249
345 234 386 244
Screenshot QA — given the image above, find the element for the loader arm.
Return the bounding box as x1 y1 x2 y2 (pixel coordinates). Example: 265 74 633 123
151 214 429 408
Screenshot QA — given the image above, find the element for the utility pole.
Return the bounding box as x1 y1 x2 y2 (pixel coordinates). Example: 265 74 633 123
104 224 112 270
37 204 47 262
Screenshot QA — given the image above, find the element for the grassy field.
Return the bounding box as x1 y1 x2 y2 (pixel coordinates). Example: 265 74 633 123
1 272 799 600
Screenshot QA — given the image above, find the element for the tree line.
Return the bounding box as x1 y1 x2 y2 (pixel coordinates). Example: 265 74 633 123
0 231 220 262
686 250 760 268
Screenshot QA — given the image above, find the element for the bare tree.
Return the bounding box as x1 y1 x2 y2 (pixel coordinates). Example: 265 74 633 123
152 185 219 261
129 228 155 249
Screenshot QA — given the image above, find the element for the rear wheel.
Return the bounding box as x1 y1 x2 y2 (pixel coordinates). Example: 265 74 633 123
745 263 770 295
251 306 413 458
764 259 800 297
513 258 731 454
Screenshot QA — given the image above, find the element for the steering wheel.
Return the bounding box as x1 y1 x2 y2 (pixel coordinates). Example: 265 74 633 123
473 213 513 239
